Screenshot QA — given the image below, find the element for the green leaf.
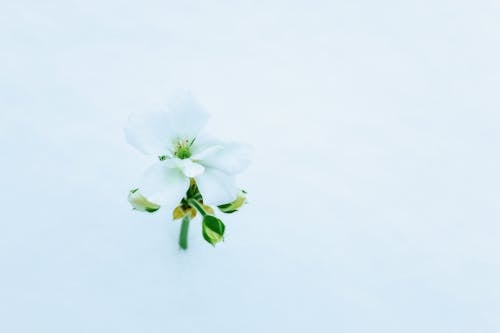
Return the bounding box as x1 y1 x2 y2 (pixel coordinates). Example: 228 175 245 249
202 215 225 246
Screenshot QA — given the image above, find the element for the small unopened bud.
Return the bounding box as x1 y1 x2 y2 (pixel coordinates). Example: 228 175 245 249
128 188 160 213
218 190 247 213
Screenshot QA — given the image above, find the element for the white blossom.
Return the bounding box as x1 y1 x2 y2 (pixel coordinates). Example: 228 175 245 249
125 95 250 213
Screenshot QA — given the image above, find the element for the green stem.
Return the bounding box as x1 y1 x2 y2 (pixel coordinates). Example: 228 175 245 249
179 215 190 250
188 198 207 216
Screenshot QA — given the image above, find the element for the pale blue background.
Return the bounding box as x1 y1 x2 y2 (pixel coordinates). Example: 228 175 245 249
1 1 499 332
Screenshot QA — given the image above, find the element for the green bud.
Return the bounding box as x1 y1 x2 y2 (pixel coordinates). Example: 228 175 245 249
218 190 247 214
128 188 160 213
202 215 225 246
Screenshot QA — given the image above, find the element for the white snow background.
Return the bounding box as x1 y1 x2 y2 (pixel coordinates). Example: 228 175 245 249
1 1 499 332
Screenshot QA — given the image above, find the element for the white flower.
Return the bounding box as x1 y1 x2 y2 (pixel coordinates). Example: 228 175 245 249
125 94 250 213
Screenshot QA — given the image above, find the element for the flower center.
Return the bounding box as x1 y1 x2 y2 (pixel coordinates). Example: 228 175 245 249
174 139 192 159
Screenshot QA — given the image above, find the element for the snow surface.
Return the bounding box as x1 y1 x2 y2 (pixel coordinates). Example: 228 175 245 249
1 1 500 332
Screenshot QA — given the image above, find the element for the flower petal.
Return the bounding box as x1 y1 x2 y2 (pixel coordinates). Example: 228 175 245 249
125 112 175 156
195 168 239 205
190 144 224 161
179 159 205 177
190 135 222 152
164 158 205 178
168 94 209 140
139 163 190 210
197 143 251 175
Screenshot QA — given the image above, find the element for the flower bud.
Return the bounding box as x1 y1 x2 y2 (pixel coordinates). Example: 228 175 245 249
218 190 247 213
128 188 160 213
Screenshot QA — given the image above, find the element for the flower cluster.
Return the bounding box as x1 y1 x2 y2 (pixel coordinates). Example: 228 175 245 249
125 95 250 249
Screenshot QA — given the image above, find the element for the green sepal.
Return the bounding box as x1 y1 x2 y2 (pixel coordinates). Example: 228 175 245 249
218 190 247 214
202 215 225 246
128 188 160 213
186 179 203 202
